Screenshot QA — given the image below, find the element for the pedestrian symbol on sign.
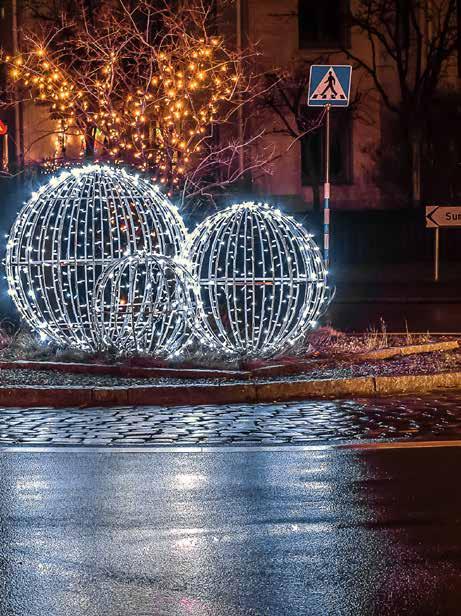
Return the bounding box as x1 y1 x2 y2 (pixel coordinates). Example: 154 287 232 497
308 65 352 107
313 69 345 100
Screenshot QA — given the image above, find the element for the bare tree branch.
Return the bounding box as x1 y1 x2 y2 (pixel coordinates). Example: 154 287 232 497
0 0 273 205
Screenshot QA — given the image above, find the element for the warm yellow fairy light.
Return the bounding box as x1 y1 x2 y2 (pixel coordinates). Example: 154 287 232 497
4 30 243 187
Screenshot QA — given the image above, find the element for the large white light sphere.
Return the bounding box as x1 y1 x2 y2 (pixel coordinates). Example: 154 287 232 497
5 165 188 350
189 202 328 358
94 254 197 357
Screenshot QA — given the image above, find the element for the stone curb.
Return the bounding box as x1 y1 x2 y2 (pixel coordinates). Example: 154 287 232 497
0 371 461 408
255 376 375 401
354 340 459 362
373 372 461 394
0 360 248 381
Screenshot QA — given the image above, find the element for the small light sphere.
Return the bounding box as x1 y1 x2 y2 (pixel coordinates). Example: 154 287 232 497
5 165 189 350
189 202 327 358
94 254 197 357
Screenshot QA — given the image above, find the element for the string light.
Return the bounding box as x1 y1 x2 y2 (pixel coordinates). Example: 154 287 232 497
94 254 197 357
6 173 327 358
189 202 328 358
5 165 189 351
3 33 242 188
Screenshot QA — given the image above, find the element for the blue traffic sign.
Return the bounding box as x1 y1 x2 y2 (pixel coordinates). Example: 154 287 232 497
308 65 352 107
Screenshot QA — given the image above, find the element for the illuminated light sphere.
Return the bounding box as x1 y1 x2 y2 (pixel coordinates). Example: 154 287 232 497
189 202 328 358
94 254 197 357
5 165 189 350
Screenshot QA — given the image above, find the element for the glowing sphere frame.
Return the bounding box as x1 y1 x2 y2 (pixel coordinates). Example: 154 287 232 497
189 202 328 358
94 254 197 357
5 165 189 351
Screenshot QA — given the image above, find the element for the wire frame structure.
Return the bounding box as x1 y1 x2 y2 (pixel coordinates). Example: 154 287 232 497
5 165 189 350
189 202 328 358
93 254 197 357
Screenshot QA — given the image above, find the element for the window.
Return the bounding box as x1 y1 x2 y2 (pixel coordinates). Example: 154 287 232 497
298 0 349 49
301 112 352 185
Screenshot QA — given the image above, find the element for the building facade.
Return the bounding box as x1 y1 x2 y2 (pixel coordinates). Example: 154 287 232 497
246 0 460 211
1 0 460 212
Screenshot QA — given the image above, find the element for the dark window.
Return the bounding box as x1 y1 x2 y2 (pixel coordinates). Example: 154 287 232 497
301 112 352 185
298 1 348 49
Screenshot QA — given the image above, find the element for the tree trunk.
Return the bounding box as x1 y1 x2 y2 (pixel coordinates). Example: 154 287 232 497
400 105 424 207
410 132 422 206
85 126 96 158
312 182 321 211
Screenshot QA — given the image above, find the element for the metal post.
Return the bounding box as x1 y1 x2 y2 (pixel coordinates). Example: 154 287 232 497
434 227 440 282
2 134 8 170
324 104 331 273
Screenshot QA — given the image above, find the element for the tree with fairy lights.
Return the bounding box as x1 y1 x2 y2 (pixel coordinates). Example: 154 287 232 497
1 0 269 201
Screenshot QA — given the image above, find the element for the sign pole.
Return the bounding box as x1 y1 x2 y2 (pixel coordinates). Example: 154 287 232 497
426 205 461 281
308 65 352 276
324 104 331 273
434 227 440 282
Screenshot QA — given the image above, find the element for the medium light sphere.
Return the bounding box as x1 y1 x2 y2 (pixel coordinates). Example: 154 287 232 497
189 202 328 358
5 165 189 350
94 254 197 357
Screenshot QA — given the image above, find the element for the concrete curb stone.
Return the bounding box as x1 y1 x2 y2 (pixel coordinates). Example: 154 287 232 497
255 376 375 402
93 387 129 406
0 371 461 408
355 340 458 362
0 360 248 381
373 372 461 394
0 386 93 407
126 383 256 406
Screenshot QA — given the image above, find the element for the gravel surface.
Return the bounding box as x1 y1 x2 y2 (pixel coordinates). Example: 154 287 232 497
0 349 460 387
0 368 215 387
262 349 461 382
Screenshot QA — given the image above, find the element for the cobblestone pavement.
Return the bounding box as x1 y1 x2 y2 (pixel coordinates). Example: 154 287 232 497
1 391 461 446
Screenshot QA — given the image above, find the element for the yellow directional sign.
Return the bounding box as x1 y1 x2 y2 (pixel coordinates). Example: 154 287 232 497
426 206 461 228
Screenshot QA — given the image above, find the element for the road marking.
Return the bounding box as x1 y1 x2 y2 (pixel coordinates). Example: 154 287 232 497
3 440 461 454
0 444 332 454
341 440 461 451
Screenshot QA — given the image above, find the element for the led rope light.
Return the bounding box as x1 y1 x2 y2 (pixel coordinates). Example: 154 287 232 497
94 254 197 357
189 202 328 358
5 165 189 351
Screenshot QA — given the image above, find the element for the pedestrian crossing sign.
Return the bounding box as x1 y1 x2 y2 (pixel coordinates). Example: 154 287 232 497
308 65 352 107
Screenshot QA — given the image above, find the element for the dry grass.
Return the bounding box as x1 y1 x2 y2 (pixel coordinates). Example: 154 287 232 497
306 323 438 358
0 324 93 363
0 321 450 368
0 324 241 369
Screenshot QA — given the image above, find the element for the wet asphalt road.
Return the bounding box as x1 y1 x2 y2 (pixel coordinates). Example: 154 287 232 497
2 445 461 615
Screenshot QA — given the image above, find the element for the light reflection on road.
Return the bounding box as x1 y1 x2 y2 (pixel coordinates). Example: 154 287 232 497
0 448 461 615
